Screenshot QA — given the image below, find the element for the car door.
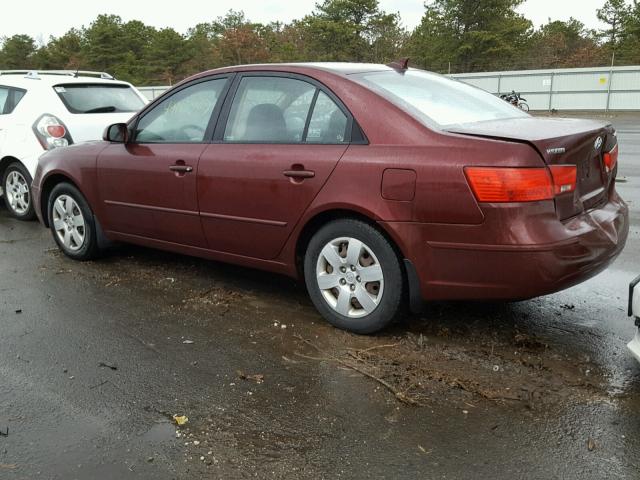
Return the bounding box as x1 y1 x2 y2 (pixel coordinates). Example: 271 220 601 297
97 76 231 247
197 73 354 260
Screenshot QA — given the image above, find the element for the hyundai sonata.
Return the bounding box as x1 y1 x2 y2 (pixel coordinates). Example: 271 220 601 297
32 62 629 333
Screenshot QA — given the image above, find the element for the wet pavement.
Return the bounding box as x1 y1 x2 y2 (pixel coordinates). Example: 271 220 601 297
1 114 639 479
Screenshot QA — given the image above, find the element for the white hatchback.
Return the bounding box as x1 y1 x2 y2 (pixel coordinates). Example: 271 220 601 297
0 70 147 219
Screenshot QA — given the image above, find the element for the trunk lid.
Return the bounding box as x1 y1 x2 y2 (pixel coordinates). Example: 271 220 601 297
447 117 617 220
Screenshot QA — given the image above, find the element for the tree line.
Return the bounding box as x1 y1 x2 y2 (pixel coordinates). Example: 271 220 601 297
1 0 639 86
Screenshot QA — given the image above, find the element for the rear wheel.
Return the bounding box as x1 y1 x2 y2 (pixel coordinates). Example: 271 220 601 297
2 162 36 220
48 183 100 261
304 219 406 334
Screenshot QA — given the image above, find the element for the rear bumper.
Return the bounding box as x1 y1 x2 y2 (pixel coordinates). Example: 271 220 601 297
384 193 629 301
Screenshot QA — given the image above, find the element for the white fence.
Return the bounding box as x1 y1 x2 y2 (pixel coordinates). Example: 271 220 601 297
451 65 640 111
137 65 640 111
137 86 169 101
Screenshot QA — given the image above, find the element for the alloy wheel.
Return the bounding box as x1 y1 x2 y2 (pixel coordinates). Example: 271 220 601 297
315 237 385 318
5 171 30 215
52 195 86 252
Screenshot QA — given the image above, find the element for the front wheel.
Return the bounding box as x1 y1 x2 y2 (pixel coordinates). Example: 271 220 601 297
304 219 406 334
2 162 36 220
518 102 529 112
48 183 100 261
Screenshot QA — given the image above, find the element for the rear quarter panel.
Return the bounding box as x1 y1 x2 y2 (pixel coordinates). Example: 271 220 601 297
2 84 72 176
276 134 548 267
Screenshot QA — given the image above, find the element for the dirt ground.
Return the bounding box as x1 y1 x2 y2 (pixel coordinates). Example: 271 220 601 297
78 249 607 410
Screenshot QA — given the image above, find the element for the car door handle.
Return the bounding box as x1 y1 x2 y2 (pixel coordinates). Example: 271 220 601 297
283 169 315 179
169 165 193 173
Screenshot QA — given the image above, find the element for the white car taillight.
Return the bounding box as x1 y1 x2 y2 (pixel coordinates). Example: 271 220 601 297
33 114 73 150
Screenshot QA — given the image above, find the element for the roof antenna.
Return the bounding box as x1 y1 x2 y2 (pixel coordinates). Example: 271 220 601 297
387 57 410 71
74 67 79 78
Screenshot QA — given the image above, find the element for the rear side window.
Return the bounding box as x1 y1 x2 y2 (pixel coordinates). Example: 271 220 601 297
223 76 352 144
0 86 26 115
0 88 8 113
224 76 316 143
306 91 348 144
55 83 145 114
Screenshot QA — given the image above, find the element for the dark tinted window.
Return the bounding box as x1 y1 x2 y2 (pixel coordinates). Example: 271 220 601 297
0 86 26 115
224 77 315 143
135 79 227 143
55 83 145 114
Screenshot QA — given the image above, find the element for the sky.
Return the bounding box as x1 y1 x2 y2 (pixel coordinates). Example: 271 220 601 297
0 0 608 42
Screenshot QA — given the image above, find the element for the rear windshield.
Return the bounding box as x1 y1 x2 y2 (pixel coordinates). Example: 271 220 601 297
54 83 145 114
353 70 528 128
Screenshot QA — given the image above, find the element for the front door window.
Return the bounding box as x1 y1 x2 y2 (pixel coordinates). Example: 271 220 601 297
135 79 228 143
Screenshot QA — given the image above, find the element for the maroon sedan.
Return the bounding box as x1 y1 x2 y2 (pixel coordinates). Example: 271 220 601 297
32 62 629 333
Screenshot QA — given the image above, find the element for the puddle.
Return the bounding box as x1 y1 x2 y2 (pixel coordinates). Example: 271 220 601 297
142 420 176 444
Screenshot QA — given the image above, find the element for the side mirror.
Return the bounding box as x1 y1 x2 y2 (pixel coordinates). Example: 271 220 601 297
103 123 129 143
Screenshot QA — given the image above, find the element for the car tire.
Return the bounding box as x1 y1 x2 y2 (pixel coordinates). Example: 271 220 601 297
47 183 100 261
2 162 36 220
304 218 406 334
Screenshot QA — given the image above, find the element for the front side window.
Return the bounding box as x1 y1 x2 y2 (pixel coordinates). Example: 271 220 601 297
353 70 529 128
135 79 227 143
55 84 145 114
224 76 316 143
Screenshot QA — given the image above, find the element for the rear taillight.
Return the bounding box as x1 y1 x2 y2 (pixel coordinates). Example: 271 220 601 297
548 165 577 195
464 167 553 202
465 165 577 203
46 124 66 138
32 114 73 150
603 144 618 173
